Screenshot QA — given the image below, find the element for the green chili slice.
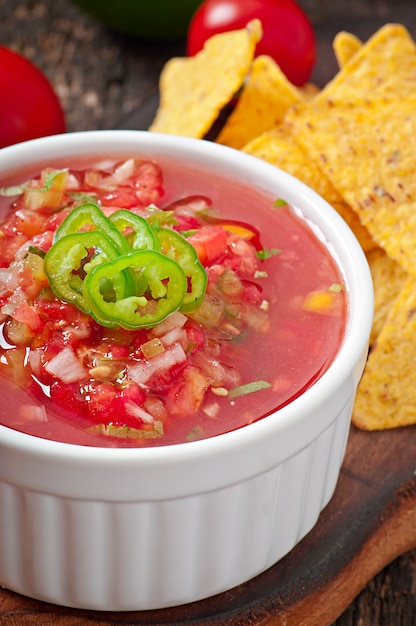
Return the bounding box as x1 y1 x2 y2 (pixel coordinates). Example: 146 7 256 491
156 227 207 313
83 250 187 330
54 203 130 254
44 231 127 315
109 209 160 252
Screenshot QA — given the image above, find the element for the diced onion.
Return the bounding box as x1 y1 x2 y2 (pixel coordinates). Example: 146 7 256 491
124 401 154 424
129 343 187 385
113 158 135 183
44 346 86 383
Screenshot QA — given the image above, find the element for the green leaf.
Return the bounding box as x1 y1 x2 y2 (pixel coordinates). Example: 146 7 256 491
89 420 164 439
27 246 46 258
43 168 68 190
228 380 272 398
69 192 99 205
186 424 205 441
273 198 288 207
256 247 281 260
145 208 177 228
329 283 345 292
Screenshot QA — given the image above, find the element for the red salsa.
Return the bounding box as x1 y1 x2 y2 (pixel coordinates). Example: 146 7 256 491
0 156 347 447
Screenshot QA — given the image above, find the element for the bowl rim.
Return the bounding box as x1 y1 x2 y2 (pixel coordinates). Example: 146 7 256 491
0 130 373 469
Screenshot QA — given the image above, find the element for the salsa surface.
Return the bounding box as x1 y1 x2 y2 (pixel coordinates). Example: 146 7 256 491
0 155 347 447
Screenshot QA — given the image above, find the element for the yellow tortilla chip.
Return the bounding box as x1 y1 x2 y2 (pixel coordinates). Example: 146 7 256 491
243 124 376 252
299 82 320 100
333 31 362 68
366 248 408 345
289 93 416 274
286 24 416 274
216 55 304 149
149 20 262 138
313 24 416 101
353 276 416 430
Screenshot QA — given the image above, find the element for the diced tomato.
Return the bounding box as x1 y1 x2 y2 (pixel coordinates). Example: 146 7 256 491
88 382 118 424
148 361 186 393
98 188 140 209
166 365 209 416
44 208 71 231
88 382 147 427
224 238 259 275
35 298 91 328
10 301 42 331
41 331 69 362
50 380 87 416
132 161 164 204
0 234 28 267
184 319 205 351
241 281 263 305
30 230 54 252
94 342 130 359
188 225 228 265
173 214 201 232
143 396 168 423
14 209 46 237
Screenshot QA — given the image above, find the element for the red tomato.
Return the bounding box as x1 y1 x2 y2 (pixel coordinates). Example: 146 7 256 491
187 0 316 86
0 47 66 149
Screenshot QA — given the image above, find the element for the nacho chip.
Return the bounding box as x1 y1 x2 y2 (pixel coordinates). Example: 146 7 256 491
286 23 416 274
289 92 416 274
243 124 375 252
333 31 362 68
299 82 320 100
353 276 416 430
149 19 262 138
216 55 304 149
313 24 416 101
366 248 408 345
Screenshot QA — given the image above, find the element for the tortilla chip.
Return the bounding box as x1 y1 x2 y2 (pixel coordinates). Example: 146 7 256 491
366 248 408 345
333 31 362 68
216 55 304 149
286 23 416 274
289 92 416 274
149 19 262 138
353 276 416 430
243 124 376 252
299 82 320 100
313 24 416 101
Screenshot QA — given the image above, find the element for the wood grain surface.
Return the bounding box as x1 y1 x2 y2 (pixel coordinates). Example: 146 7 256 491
0 1 416 624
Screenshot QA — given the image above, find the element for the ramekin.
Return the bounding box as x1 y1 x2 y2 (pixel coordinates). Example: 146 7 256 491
0 131 373 611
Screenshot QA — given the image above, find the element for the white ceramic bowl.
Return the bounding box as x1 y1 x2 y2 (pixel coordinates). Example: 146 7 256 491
0 130 373 611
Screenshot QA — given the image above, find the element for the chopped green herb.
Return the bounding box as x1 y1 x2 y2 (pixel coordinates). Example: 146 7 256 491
145 207 177 228
273 198 288 208
43 168 68 190
256 248 281 260
89 421 164 439
329 283 345 292
186 424 205 441
27 246 46 258
229 380 272 398
69 192 98 205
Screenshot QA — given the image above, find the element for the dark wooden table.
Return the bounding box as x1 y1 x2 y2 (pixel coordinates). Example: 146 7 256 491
0 1 415 624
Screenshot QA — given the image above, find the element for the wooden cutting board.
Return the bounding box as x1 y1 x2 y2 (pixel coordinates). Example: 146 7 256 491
1 424 415 625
